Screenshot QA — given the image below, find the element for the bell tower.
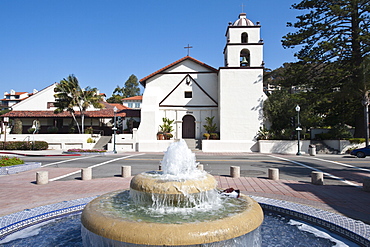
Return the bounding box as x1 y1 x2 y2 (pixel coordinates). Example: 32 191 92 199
217 13 266 151
223 13 263 67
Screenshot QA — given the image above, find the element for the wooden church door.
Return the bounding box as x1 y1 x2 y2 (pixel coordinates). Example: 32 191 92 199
182 115 195 138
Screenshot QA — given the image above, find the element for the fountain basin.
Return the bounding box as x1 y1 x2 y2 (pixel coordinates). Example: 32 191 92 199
81 191 263 246
130 171 217 195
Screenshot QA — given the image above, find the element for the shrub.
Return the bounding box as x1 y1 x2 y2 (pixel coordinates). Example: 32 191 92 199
0 156 24 167
348 138 365 144
33 141 49 150
164 133 173 139
47 126 58 133
85 127 93 134
210 133 219 139
67 149 106 153
87 137 95 143
203 116 217 133
0 141 48 150
27 128 36 134
315 133 332 140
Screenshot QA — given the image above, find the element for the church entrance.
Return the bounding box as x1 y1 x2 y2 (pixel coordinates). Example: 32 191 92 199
182 115 195 138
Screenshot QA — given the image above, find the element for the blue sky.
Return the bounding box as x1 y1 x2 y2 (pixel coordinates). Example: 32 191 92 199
1 0 301 96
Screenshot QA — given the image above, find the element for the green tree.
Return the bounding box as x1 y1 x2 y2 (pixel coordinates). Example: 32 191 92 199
282 0 370 137
107 74 140 103
123 74 140 98
107 86 124 103
54 75 81 133
54 75 104 133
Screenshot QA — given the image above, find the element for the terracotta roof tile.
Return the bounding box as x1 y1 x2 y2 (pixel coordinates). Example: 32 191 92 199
4 92 28 96
139 56 217 86
108 103 130 110
2 109 126 118
122 96 142 101
0 98 27 102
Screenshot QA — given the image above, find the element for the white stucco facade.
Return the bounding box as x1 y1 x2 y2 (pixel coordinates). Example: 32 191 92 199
12 84 57 111
137 13 267 152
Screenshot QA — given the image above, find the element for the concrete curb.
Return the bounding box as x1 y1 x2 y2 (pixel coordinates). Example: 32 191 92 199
0 162 41 175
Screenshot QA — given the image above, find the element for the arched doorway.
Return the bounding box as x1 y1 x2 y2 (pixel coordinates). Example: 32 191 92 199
182 115 195 138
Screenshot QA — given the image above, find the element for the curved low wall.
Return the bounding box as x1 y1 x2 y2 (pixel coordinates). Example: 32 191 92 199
0 196 369 246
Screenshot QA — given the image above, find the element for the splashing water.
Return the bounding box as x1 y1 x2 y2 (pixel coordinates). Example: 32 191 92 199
161 139 204 180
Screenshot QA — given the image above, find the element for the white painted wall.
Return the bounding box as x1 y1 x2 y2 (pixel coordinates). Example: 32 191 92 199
0 134 99 150
227 27 261 43
218 68 266 141
258 140 310 154
12 84 57 111
137 59 219 147
225 45 263 67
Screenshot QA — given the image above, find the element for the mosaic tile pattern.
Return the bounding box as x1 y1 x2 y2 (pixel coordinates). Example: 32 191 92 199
0 162 41 175
0 196 97 240
0 194 369 246
251 196 370 247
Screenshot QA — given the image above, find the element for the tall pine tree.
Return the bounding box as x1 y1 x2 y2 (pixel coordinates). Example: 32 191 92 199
123 74 140 98
282 0 370 137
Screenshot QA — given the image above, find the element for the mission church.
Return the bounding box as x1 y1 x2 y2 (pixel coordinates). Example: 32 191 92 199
137 13 267 152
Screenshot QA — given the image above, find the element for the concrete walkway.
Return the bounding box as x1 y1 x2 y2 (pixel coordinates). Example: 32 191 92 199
0 163 369 225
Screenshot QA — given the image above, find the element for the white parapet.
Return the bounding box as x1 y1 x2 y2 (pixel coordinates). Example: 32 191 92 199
202 140 259 153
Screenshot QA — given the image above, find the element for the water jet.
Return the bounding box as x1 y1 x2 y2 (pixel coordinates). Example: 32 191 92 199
81 140 264 246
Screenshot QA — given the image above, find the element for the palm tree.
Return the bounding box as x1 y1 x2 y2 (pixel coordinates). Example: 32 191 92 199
79 86 104 133
54 75 81 133
54 75 104 133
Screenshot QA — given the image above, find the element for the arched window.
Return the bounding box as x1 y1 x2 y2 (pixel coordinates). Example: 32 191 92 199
240 49 250 67
241 32 248 43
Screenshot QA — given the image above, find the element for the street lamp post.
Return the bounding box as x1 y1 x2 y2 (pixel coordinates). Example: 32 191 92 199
113 106 117 154
3 117 9 150
362 92 369 147
295 105 302 155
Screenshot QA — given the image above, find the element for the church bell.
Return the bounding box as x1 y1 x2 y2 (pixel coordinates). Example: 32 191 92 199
240 56 249 66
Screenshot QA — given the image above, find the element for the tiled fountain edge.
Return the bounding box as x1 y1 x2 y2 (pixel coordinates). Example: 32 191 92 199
251 196 370 247
0 195 368 246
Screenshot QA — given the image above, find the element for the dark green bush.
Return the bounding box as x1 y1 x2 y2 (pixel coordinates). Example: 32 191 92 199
348 138 365 144
84 127 93 134
47 126 58 133
315 133 332 140
0 141 48 150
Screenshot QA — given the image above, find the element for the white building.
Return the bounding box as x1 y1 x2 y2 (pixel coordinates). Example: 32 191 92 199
1 89 36 109
137 13 267 152
122 96 142 109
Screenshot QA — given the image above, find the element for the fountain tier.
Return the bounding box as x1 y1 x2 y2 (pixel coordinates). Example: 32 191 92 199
81 140 263 246
81 190 263 246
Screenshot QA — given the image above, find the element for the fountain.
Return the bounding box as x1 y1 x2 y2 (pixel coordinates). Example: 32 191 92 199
81 140 264 246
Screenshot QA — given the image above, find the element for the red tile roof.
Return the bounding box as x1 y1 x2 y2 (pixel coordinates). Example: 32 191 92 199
0 98 27 102
2 109 126 118
122 96 142 101
4 92 28 96
108 103 130 110
2 102 139 118
139 56 218 86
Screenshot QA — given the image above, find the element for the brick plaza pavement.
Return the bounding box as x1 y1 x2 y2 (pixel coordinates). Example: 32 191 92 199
0 166 369 224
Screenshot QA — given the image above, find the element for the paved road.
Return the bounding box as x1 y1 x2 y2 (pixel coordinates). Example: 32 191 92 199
18 152 370 187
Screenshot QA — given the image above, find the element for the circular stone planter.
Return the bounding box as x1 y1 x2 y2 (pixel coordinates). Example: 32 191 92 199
81 192 263 246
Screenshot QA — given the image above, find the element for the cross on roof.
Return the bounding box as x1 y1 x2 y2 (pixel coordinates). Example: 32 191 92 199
241 1 248 13
184 44 193 56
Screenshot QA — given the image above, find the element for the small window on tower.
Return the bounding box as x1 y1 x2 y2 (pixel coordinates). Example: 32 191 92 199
184 91 192 98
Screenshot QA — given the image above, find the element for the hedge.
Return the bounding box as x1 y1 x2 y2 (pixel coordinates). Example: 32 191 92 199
0 141 48 150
